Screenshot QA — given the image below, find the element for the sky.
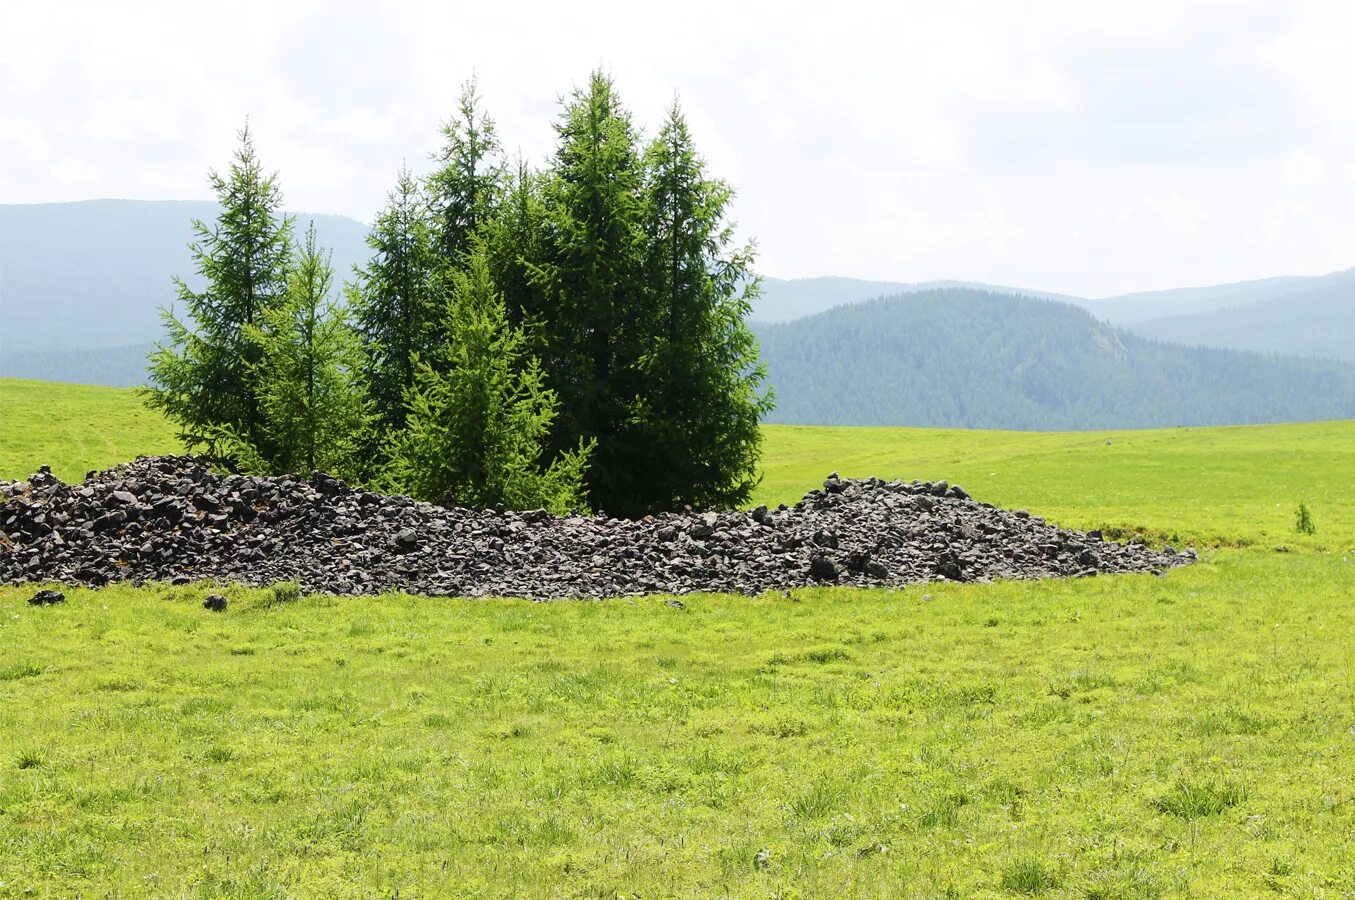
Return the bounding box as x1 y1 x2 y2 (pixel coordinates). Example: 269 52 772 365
5 0 1355 297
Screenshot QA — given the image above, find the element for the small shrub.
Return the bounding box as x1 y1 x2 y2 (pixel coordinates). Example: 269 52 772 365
1294 503 1315 535
1000 856 1060 894
269 581 302 606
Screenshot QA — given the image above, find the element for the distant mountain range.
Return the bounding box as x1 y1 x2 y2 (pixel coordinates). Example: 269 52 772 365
0 199 370 352
3 199 1354 427
750 276 1081 322
756 272 1355 361
756 290 1355 429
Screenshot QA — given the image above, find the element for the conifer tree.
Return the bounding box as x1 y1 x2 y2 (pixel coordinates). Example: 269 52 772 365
635 101 773 509
427 78 503 265
480 158 549 331
350 165 439 432
534 71 649 514
146 122 293 458
386 248 591 513
249 222 370 479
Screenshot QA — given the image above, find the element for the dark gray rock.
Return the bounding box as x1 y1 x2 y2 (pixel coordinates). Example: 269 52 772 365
27 588 65 606
203 594 228 612
809 555 840 582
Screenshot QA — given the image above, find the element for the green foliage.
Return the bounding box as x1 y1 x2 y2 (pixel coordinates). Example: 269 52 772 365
522 74 771 515
137 76 773 513
531 72 649 514
386 249 591 513
350 165 440 433
480 159 550 332
1295 501 1316 535
144 122 294 459
246 223 371 479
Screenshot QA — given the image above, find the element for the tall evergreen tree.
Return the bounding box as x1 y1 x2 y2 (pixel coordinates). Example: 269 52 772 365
535 71 649 515
634 101 774 509
249 222 370 479
386 247 591 513
480 158 549 331
427 78 503 265
145 122 293 458
350 165 440 433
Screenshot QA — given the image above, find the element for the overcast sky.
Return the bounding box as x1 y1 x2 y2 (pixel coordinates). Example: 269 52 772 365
5 0 1355 297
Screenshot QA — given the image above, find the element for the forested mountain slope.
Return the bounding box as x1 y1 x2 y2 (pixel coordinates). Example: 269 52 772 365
755 289 1355 429
752 275 1078 322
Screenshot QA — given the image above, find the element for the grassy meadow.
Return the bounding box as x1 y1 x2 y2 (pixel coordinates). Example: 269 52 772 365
2 377 1354 897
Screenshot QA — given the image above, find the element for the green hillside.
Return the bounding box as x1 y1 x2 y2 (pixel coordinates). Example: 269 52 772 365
752 275 1080 322
0 379 179 482
756 289 1355 430
2 380 1353 896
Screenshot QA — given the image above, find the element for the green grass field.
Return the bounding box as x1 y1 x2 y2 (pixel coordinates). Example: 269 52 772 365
2 378 1354 897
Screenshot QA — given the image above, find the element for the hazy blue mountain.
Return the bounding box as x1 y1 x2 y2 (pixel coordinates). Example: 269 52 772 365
0 199 370 353
1085 275 1310 324
751 276 1080 322
755 289 1355 430
0 342 155 388
1124 269 1355 361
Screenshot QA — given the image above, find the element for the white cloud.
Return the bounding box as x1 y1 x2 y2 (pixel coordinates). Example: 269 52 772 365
4 0 1355 296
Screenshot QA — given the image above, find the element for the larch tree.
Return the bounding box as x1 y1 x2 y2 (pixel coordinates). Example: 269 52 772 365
634 100 773 510
249 222 371 479
427 77 503 266
145 121 293 460
386 246 591 513
350 165 440 434
534 71 650 515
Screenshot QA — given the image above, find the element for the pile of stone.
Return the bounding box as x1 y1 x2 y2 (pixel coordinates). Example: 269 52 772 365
0 456 1192 600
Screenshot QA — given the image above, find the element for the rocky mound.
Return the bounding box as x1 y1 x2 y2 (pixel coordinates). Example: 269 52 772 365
0 456 1193 599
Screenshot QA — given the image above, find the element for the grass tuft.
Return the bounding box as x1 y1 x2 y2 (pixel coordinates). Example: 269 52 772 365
1000 856 1061 894
1153 776 1248 819
15 748 48 770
